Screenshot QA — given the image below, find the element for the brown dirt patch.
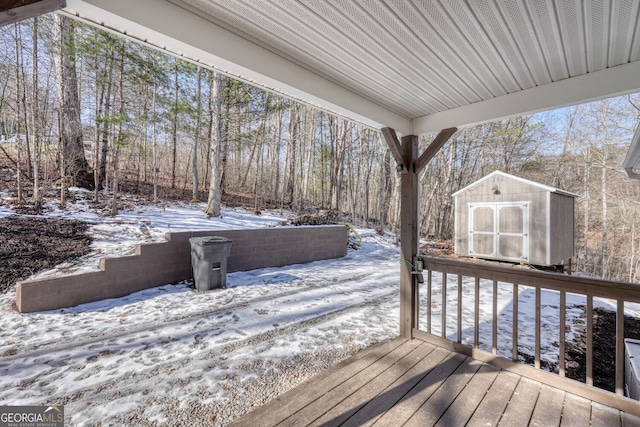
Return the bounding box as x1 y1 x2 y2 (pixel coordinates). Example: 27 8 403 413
563 307 640 392
0 216 92 293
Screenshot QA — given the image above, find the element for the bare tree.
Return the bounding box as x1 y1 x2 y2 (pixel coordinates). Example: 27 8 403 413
53 14 93 191
192 65 202 200
205 72 222 217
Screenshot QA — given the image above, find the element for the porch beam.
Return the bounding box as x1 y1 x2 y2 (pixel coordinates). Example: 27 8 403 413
63 0 412 134
0 0 65 27
413 60 640 134
414 127 457 173
399 134 419 338
381 127 405 168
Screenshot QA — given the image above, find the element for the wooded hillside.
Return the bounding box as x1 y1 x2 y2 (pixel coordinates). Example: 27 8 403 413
0 15 639 283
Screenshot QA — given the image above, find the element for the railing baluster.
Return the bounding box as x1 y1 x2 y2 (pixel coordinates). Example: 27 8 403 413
474 277 480 349
415 258 640 402
458 274 463 343
427 270 432 335
535 287 541 369
587 295 593 386
513 283 519 362
442 272 447 339
414 271 419 331
559 290 566 377
616 300 624 395
493 280 498 355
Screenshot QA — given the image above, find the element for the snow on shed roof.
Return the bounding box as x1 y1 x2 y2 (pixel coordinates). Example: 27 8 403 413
452 170 578 198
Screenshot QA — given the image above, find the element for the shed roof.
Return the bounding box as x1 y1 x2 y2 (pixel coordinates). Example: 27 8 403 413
451 170 579 198
62 0 640 136
623 122 640 179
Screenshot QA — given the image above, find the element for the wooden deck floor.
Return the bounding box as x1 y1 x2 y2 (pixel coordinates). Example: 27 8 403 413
230 338 640 427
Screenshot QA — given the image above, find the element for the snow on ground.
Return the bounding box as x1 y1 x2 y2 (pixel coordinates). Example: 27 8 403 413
0 193 632 425
0 195 403 425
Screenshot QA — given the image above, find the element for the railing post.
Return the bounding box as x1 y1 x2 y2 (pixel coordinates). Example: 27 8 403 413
616 300 624 395
513 283 519 362
587 295 593 386
559 291 566 377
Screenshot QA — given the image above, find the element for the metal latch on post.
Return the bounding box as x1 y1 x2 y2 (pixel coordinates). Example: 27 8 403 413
411 256 424 284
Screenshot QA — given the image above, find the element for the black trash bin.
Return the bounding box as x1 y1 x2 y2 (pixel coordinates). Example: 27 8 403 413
189 236 233 290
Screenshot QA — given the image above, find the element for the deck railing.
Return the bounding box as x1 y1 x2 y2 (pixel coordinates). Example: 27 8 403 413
415 256 640 414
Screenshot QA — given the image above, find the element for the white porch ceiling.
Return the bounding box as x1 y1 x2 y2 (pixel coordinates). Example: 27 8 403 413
63 0 640 136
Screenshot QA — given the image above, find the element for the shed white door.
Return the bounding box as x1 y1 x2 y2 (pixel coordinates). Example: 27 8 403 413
469 203 529 262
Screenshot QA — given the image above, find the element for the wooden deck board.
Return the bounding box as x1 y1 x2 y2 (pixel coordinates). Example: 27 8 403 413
560 393 592 427
310 345 434 427
402 358 484 427
590 402 622 427
308 342 436 427
372 352 467 426
278 339 422 427
498 377 542 427
466 370 520 427
622 412 640 426
341 346 451 427
433 363 501 427
529 385 566 427
228 338 405 427
229 339 632 427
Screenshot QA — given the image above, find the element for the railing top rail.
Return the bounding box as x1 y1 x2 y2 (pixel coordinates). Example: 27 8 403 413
422 257 640 303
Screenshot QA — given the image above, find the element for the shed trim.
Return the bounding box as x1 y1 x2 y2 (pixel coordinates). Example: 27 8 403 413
452 170 578 198
467 201 531 263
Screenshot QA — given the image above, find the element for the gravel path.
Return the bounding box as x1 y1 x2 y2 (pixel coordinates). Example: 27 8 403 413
0 247 401 426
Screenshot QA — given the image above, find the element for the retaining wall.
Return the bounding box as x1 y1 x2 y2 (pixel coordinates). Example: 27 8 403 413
15 225 347 313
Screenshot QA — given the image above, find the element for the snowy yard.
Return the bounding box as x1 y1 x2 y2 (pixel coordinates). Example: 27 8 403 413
0 196 402 425
0 193 637 425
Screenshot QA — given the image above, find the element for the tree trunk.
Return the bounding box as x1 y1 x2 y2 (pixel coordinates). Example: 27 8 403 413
53 14 93 190
273 101 283 202
286 102 298 207
204 72 214 191
16 23 32 179
151 84 158 203
98 62 113 190
205 73 223 217
220 80 230 194
31 17 41 211
171 61 179 189
14 23 23 202
242 93 270 189
583 147 591 274
192 66 202 200
110 40 126 215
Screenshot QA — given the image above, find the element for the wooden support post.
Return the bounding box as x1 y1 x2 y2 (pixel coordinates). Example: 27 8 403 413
381 127 405 167
400 134 418 339
383 127 457 339
415 127 457 173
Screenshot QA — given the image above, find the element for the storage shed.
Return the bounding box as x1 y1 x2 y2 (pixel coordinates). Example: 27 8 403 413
453 171 577 266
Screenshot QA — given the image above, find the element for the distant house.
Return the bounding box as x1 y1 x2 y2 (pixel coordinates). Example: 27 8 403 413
0 134 26 145
452 171 577 266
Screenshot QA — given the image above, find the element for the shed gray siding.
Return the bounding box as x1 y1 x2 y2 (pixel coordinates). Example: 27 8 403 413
549 192 576 264
454 172 576 266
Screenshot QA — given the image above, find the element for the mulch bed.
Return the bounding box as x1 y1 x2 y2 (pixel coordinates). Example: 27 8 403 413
563 307 640 392
0 216 92 293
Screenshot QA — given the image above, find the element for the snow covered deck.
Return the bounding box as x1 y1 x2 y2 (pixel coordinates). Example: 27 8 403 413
231 338 639 426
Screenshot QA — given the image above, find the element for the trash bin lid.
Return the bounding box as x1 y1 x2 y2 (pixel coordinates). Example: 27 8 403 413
189 236 233 246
